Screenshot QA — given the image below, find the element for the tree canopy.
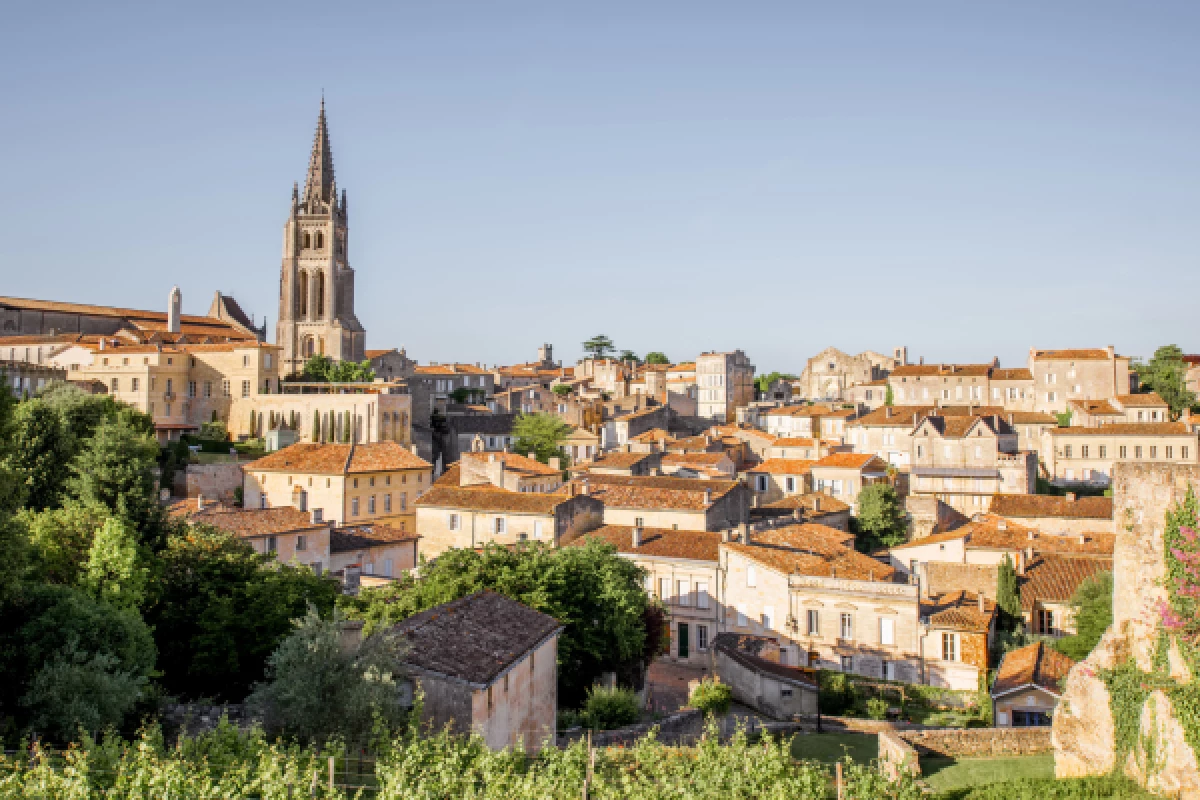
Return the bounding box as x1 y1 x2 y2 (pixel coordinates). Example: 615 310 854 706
341 541 655 707
755 371 798 394
1053 570 1112 661
644 352 670 365
510 412 571 464
617 349 641 364
996 554 1022 627
852 484 908 551
301 354 376 383
1135 345 1196 419
582 335 615 360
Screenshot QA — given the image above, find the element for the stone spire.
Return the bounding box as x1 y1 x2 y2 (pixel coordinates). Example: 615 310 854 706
302 96 336 208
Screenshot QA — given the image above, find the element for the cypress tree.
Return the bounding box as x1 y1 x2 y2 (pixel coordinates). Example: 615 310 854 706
996 554 1021 629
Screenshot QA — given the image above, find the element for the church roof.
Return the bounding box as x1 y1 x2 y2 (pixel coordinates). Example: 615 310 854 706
303 97 336 206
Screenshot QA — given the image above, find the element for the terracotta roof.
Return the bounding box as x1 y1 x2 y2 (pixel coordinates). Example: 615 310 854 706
890 364 993 378
922 590 995 632
770 437 820 447
571 526 720 562
330 524 418 553
586 451 658 469
992 641 1075 697
989 494 1113 520
392 591 562 687
1006 412 1060 425
413 363 489 375
1031 349 1114 361
183 505 327 539
364 349 398 359
890 513 1115 556
461 451 560 477
1116 392 1168 407
745 458 814 475
812 453 888 471
250 442 432 474
712 633 818 689
1048 421 1189 436
566 474 739 511
0 295 257 336
919 414 1015 439
991 368 1033 381
852 406 940 427
631 428 674 443
434 463 461 486
1020 554 1112 609
619 406 667 422
661 452 731 467
415 486 574 514
723 527 894 581
764 405 827 418
762 494 851 515
1069 399 1120 416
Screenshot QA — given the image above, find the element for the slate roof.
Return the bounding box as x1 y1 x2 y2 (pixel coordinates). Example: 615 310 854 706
989 494 1113 520
992 641 1075 697
1020 554 1113 610
250 442 431 474
571 526 721 562
393 591 563 687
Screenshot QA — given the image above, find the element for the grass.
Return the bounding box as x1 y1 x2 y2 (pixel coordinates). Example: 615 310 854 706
921 753 1054 792
935 773 1158 799
789 732 877 765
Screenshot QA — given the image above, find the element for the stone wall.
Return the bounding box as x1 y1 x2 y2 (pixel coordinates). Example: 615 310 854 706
922 562 998 601
185 463 244 502
557 708 704 748
161 703 255 739
878 731 920 780
901 727 1051 757
1053 462 1200 794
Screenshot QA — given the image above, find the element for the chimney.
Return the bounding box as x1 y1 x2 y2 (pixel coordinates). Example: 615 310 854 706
196 493 205 511
886 407 892 418
582 479 590 496
721 529 732 543
1024 546 1034 569
793 508 803 521
741 522 751 544
311 508 324 524
912 413 917 426
977 594 985 612
548 456 561 471
1027 530 1035 540
167 286 182 334
704 488 713 505
99 338 106 351
1065 492 1076 503
919 356 925 365
632 524 643 548
411 445 420 456
1078 534 1087 545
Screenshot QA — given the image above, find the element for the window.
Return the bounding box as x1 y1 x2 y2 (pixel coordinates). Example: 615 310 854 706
400 493 407 510
973 445 981 459
110 378 119 392
267 536 278 554
1150 446 1157 459
1136 446 1143 459
534 520 543 538
241 380 251 398
222 379 230 397
660 577 671 601
840 613 853 640
697 625 708 652
1167 446 1174 459
351 498 359 517
1120 445 1128 458
1081 445 1089 458
1047 392 1056 403
746 566 757 587
736 604 747 627
1038 609 1057 635
880 618 895 646
696 581 709 609
384 494 391 513
942 632 958 661
448 513 460 530
762 606 774 630
296 535 307 551
784 476 796 492
840 656 853 673
494 517 506 535
1046 374 1056 385
1063 445 1072 458
882 661 895 681
131 377 139 391
806 609 819 635
369 477 376 487
1185 447 1191 460
187 381 196 398
1099 445 1107 458
678 580 691 606
368 495 376 514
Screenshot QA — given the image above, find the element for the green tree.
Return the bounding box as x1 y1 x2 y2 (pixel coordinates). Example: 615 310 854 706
582 335 615 360
510 412 571 464
853 484 908 551
37 382 121 448
996 554 1022 629
23 503 111 586
552 383 573 397
312 409 321 442
68 414 164 550
1054 570 1113 661
344 541 651 707
301 354 335 381
1136 345 1196 419
82 517 147 610
142 526 339 701
884 384 894 406
0 383 28 600
617 349 641 364
7 400 72 510
248 607 408 743
755 371 798 395
644 352 670 365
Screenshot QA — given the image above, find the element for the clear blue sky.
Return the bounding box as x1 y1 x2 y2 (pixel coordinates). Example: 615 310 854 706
3 2 1198 372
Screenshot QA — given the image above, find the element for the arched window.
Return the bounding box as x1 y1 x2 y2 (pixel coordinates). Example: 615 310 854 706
315 271 326 318
297 271 309 318
316 231 324 249
303 232 311 249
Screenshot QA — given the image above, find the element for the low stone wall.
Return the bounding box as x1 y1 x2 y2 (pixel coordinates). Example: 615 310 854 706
795 714 920 733
878 731 920 780
901 726 1052 758
557 709 703 748
162 703 255 739
185 463 244 502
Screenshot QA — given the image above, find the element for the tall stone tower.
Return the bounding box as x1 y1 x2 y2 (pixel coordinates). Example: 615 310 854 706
277 98 366 375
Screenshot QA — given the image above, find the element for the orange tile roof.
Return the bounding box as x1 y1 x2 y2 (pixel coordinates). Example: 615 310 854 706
771 437 820 447
813 453 888 471
330 524 418 553
434 463 462 486
416 486 575 514
919 414 1014 439
891 513 1115 556
571 526 721 561
413 363 490 375
1116 392 1168 407
992 641 1075 696
1069 399 1120 415
661 452 731 467
762 494 851 515
631 428 674 443
745 458 814 475
1006 411 1061 425
585 451 658 469
1020 554 1112 609
989 494 1112 520
184 505 328 538
461 451 560 477
922 590 995 632
724 528 895 582
891 364 993 377
1032 349 1114 361
991 368 1033 381
566 474 739 511
250 442 431 475
1046 422 1190 436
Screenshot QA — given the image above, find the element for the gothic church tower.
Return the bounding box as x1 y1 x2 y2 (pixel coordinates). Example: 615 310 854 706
277 98 366 375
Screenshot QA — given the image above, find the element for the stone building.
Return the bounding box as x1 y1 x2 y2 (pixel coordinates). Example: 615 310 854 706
711 634 819 718
920 591 996 691
236 382 412 446
991 641 1074 727
389 591 563 753
1027 347 1131 415
795 346 904 402
276 99 366 374
745 459 814 505
696 350 755 423
1 360 66 399
987 494 1113 536
1040 422 1199 488
367 348 417 382
808 453 890 510
458 450 564 493
565 473 750 531
908 414 1036 514
244 442 432 532
888 363 996 406
1019 553 1112 637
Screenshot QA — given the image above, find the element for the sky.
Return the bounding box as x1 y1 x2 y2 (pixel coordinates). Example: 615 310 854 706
2 2 1198 373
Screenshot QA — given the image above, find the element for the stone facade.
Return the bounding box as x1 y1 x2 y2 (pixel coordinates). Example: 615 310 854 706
696 350 755 423
276 100 366 375
795 346 903 402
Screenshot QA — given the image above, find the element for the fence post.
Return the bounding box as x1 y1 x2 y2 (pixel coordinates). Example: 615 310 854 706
329 755 335 792
835 762 843 800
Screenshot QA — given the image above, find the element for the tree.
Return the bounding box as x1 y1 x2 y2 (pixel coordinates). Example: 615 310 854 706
1054 570 1113 661
853 484 908 551
510 413 571 464
644 352 670 366
7 400 72 510
1136 345 1196 419
23 503 111 586
552 384 573 397
344 541 651 708
755 371 798 395
248 607 408 743
300 355 375 383
996 554 1022 629
582 335 615 360
68 415 164 550
142 526 339 701
617 349 641 364
884 384 894 407
82 517 147 611
301 354 335 381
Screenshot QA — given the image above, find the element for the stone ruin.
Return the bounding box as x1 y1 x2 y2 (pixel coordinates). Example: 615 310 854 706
1054 462 1200 796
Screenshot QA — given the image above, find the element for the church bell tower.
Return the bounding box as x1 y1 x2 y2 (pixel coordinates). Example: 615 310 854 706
277 98 367 375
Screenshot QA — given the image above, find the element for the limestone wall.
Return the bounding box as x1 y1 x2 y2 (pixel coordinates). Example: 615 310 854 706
185 463 244 502
1053 462 1200 793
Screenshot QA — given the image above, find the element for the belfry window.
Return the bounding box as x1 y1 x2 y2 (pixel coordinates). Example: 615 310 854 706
298 271 309 317
303 232 311 249
316 231 325 249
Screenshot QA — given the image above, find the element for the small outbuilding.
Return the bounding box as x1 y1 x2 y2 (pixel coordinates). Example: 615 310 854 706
991 641 1075 727
711 633 819 719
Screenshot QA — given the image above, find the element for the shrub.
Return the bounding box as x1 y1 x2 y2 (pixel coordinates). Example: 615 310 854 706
865 696 888 720
689 677 732 716
818 670 857 716
582 685 639 730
